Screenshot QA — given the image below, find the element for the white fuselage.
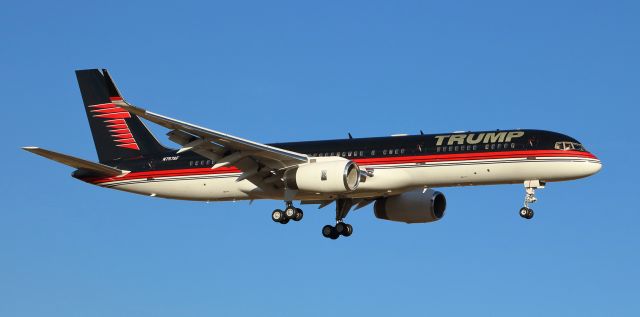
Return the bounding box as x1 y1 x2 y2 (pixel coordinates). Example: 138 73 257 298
89 150 601 202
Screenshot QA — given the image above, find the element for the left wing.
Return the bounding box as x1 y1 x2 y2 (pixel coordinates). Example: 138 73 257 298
119 101 307 169
102 69 308 186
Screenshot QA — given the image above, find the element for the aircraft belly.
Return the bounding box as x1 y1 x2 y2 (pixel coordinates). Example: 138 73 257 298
98 156 597 201
359 156 598 189
106 175 258 201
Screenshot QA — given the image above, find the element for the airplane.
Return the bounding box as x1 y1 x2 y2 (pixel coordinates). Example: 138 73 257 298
23 69 602 239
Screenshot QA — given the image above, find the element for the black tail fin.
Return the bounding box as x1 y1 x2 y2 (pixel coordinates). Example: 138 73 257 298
75 69 170 164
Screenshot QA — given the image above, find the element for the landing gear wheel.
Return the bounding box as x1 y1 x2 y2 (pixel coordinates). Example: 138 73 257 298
334 223 353 237
280 218 290 224
519 207 534 219
335 222 347 235
284 207 297 220
294 208 303 221
519 207 529 218
322 225 338 239
342 224 353 237
272 209 284 223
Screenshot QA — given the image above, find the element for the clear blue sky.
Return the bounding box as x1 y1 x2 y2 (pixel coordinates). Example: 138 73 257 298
1 1 638 316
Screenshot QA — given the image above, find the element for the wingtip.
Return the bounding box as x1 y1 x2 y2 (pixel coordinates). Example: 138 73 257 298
22 146 39 151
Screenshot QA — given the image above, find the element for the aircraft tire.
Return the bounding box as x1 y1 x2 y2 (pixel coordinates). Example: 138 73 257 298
322 225 336 239
526 208 534 219
272 209 284 222
284 206 297 219
342 224 353 237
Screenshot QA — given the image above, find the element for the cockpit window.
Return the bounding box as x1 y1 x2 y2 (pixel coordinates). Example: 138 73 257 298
555 141 586 151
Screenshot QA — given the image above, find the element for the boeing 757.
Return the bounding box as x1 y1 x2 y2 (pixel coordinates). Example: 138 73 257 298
23 69 602 239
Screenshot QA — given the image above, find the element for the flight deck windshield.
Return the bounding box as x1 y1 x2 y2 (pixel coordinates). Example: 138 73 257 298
554 142 586 151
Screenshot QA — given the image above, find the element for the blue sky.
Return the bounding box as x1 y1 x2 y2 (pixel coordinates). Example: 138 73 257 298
1 0 638 316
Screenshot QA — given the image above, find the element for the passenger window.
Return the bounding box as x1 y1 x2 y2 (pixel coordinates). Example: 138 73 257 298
485 144 490 150
473 145 477 150
347 151 352 157
448 146 453 152
370 150 376 156
511 143 515 149
491 144 496 150
360 150 364 157
341 152 346 157
394 149 399 155
400 148 405 154
383 149 388 155
189 161 193 166
437 147 441 153
454 146 459 151
497 144 502 149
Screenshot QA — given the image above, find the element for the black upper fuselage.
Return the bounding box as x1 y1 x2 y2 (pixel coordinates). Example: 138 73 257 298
104 129 588 173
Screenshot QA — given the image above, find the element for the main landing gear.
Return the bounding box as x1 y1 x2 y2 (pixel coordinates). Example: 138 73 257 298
322 199 354 240
271 201 303 224
519 180 545 220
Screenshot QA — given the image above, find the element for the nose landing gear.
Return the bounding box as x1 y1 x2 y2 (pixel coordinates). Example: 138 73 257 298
519 206 534 219
520 180 544 220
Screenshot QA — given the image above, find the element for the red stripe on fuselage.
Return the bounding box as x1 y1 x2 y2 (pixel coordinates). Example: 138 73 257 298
84 150 597 185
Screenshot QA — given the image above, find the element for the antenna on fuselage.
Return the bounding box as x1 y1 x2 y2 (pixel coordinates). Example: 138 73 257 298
420 130 424 135
348 132 353 139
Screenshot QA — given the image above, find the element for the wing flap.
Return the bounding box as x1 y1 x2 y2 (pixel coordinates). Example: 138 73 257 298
22 147 127 177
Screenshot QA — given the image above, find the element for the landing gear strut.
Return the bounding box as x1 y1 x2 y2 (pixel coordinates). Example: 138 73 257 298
322 199 354 239
519 180 544 220
272 201 303 224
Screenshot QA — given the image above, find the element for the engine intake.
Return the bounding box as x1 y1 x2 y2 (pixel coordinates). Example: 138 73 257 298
374 189 446 223
284 158 360 193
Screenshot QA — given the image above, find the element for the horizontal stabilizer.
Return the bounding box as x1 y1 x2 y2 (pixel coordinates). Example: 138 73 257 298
22 147 127 177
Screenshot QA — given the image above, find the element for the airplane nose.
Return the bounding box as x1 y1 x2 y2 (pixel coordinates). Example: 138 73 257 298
583 154 602 176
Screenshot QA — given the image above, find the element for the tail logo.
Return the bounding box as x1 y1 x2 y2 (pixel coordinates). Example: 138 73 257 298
89 97 140 151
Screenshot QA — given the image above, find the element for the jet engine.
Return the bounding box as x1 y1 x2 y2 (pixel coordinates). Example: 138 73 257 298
374 189 446 223
284 158 360 193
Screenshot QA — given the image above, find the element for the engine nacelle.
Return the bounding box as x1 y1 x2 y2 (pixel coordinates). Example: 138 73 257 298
374 189 446 223
284 158 360 193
